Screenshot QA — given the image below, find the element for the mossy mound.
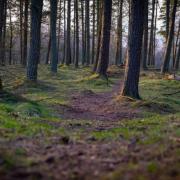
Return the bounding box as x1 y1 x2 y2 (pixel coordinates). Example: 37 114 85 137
14 103 43 118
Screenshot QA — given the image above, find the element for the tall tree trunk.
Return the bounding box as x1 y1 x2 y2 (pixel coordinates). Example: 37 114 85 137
50 0 58 73
115 0 123 65
142 0 148 70
148 0 155 66
27 0 43 81
1 0 7 65
174 40 180 70
0 0 5 65
0 0 5 43
161 0 178 74
72 0 76 64
0 0 6 90
45 35 51 64
23 0 29 67
121 0 145 99
152 0 158 66
75 0 79 68
173 20 180 68
62 0 66 64
9 2 13 65
91 0 95 65
85 0 90 65
81 0 85 65
19 0 23 64
93 0 102 72
65 0 71 65
57 0 62 62
166 0 170 41
97 0 112 77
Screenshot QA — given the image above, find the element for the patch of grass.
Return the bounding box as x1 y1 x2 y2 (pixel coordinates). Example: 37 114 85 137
14 102 50 118
92 114 180 144
140 76 180 112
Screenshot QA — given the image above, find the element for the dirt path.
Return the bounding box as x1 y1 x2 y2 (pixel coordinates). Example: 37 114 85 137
57 80 139 122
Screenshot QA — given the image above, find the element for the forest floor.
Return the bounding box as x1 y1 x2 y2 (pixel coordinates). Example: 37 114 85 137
0 65 180 180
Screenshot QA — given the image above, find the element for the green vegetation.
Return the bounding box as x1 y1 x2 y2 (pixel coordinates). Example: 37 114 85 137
0 66 180 179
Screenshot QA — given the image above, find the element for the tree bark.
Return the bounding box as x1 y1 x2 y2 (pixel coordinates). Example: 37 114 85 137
175 40 180 70
161 0 178 74
97 0 112 77
27 0 43 81
93 0 102 72
81 0 85 65
65 0 71 65
23 0 29 67
75 0 79 68
85 0 90 65
142 0 148 70
50 0 58 73
91 0 95 65
166 0 170 41
148 0 155 66
115 0 123 65
121 0 145 99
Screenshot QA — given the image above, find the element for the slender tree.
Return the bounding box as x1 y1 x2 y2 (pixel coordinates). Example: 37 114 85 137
85 0 90 65
91 0 95 65
97 0 112 77
57 0 62 62
142 0 149 70
148 0 155 66
81 0 86 65
50 0 58 73
23 0 29 66
166 0 170 41
93 0 103 72
115 0 123 65
161 0 178 74
175 40 180 70
65 0 71 65
9 1 13 65
19 0 23 64
75 0 79 68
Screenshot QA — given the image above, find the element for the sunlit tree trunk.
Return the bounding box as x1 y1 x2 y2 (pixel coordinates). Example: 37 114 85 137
97 0 112 77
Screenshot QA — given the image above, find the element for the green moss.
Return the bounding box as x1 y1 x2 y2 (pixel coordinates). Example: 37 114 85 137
92 114 180 144
147 162 159 173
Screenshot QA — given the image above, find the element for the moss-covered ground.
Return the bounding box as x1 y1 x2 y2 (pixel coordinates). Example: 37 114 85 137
0 65 179 180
